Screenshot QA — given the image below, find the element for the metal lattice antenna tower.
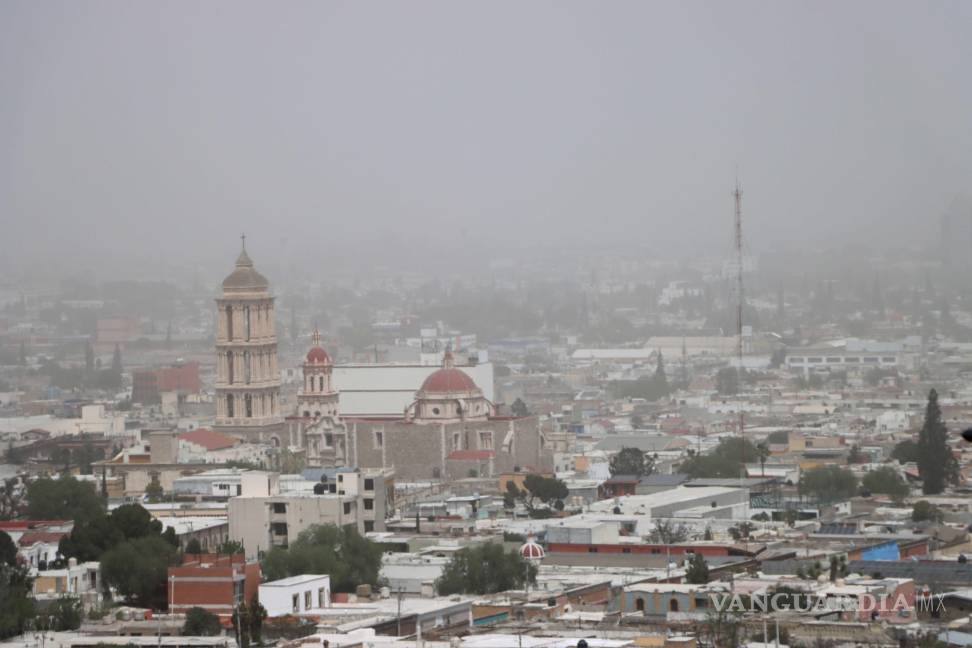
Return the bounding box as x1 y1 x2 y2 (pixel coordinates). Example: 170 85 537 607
734 179 744 433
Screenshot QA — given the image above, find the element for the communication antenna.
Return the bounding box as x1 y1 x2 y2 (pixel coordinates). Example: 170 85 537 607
734 178 744 439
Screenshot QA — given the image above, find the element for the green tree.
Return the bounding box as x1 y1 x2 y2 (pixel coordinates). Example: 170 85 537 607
679 438 759 479
609 447 655 477
247 596 266 645
5 442 21 466
511 398 529 417
846 444 865 464
184 538 203 555
755 442 770 476
216 539 245 555
145 477 164 503
630 414 644 430
685 552 709 584
84 342 94 373
861 466 910 503
715 367 739 395
27 475 104 523
648 520 690 544
0 531 16 567
435 543 536 595
0 565 35 639
100 536 178 609
520 474 568 511
891 439 920 464
653 352 670 397
260 525 382 592
828 555 848 582
912 500 945 523
917 389 957 495
183 607 221 636
798 465 858 504
36 596 83 631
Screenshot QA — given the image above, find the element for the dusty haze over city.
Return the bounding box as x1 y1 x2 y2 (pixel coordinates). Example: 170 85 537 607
2 1 971 285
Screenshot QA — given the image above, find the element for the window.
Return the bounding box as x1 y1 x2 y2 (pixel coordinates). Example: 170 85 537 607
807 357 822 363
588 547 598 553
303 410 311 417
271 522 288 536
226 305 234 340
319 376 324 391
245 394 253 418
325 433 333 447
882 356 896 363
863 356 879 363
669 599 679 612
364 520 375 533
622 548 631 554
364 478 375 491
364 498 374 510
826 357 841 363
292 594 299 612
227 351 234 384
226 394 235 418
432 407 440 415
304 591 311 609
244 351 251 384
845 356 860 363
244 306 251 341
343 502 352 515
272 503 287 514
318 588 327 607
479 432 493 450
636 598 645 612
374 431 383 449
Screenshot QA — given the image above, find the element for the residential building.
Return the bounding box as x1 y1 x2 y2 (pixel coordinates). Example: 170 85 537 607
259 575 330 617
167 553 260 619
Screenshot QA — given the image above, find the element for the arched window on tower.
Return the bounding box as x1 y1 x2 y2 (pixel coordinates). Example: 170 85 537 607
319 376 324 391
244 351 251 384
244 394 253 418
226 394 235 418
226 351 234 385
226 305 234 340
244 306 251 341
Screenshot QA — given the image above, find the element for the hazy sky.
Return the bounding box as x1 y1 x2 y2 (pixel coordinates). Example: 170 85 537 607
1 1 970 281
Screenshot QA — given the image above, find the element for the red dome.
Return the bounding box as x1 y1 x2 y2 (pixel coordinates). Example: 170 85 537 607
306 346 330 363
520 538 545 560
420 368 478 393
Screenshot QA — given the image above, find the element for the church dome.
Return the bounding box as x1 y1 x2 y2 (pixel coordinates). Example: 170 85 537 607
520 535 545 560
305 329 330 364
222 248 269 292
307 346 330 363
420 367 478 394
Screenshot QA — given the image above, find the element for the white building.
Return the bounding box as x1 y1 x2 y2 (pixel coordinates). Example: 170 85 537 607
259 574 330 617
332 359 494 418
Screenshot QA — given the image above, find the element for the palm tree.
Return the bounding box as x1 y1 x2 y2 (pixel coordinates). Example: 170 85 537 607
756 442 770 477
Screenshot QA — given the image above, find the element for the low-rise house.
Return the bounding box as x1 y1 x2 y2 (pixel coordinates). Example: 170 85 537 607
259 574 331 617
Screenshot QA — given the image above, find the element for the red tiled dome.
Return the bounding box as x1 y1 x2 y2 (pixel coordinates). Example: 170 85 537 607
306 346 330 363
420 368 478 393
520 536 545 560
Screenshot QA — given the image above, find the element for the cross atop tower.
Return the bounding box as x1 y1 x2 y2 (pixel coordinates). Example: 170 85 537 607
312 327 321 347
241 233 246 250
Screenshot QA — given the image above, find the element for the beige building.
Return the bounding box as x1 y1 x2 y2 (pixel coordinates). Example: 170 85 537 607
228 470 389 559
214 241 283 442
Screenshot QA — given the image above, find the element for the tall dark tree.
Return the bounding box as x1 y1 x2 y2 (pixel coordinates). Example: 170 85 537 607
609 447 655 477
0 531 16 567
917 389 957 495
111 344 123 374
511 398 529 417
685 552 709 584
653 352 669 397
